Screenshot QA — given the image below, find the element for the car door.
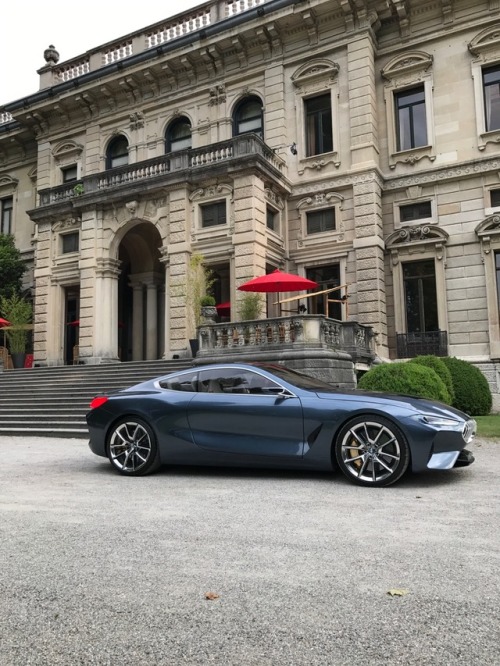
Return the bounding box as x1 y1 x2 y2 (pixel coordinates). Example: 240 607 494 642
187 367 305 459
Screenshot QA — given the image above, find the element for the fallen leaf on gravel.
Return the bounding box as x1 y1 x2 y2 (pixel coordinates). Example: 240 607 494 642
387 589 409 597
415 496 422 499
204 592 220 600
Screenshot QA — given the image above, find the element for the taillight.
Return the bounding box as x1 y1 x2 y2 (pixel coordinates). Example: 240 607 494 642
89 396 109 410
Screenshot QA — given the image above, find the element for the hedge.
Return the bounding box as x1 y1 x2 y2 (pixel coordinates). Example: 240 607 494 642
409 355 454 405
358 362 450 403
441 357 492 416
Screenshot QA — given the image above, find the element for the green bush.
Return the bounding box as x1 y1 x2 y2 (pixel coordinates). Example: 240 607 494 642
358 362 450 403
409 355 454 405
441 357 492 416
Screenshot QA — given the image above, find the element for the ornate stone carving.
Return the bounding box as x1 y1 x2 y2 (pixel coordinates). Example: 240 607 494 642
129 112 144 130
381 51 433 85
209 85 226 106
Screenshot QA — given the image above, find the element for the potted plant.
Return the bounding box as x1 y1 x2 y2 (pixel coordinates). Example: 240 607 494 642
200 295 217 321
0 293 32 368
238 293 263 321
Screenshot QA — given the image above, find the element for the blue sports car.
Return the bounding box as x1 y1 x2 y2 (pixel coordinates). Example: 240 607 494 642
86 363 476 487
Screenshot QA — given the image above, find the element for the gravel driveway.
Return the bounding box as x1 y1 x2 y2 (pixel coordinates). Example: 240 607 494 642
0 436 499 666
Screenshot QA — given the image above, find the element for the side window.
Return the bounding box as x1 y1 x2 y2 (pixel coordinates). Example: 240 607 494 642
233 96 263 138
395 85 427 151
305 94 333 156
62 165 78 182
159 370 199 392
198 368 281 395
165 117 192 152
106 135 129 169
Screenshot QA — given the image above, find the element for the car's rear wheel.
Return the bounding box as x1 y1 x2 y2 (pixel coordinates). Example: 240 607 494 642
107 418 160 476
335 416 410 487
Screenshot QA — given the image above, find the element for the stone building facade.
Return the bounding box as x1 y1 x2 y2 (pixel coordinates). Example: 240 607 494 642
1 0 500 394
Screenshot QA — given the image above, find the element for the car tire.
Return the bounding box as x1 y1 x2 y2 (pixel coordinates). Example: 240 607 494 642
335 415 410 487
107 417 161 476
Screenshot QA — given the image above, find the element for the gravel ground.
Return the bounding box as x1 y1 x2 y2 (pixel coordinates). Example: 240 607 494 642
0 436 499 666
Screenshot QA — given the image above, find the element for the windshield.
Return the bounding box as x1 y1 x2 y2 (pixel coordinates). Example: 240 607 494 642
257 364 336 391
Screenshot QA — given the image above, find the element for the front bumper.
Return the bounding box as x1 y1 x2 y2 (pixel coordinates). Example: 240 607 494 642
427 448 475 470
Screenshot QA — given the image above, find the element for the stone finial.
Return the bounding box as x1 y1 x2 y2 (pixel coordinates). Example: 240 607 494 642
44 45 60 65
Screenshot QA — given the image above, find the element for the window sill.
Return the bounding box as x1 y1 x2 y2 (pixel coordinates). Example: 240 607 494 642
298 151 340 175
389 146 435 170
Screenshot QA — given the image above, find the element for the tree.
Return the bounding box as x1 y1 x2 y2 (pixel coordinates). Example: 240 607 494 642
0 234 26 300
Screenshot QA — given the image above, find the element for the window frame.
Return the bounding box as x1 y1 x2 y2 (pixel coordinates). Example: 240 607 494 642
394 85 428 152
233 95 264 139
61 165 78 183
61 231 80 255
304 93 334 157
200 201 227 229
0 196 13 235
165 116 192 153
306 208 336 235
106 135 129 170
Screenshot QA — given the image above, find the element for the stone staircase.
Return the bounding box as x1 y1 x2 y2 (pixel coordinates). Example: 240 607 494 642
0 359 193 438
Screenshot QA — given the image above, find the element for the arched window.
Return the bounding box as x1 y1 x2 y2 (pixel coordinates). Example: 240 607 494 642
165 117 192 152
233 96 263 138
106 135 129 169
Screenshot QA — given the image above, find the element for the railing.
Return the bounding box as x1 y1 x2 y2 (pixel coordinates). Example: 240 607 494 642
38 135 285 207
0 111 13 124
33 0 268 91
198 315 375 364
396 331 448 358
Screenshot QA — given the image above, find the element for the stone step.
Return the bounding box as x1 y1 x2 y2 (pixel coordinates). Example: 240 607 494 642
0 358 193 437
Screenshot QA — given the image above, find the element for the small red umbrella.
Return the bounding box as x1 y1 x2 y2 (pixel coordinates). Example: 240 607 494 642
0 318 11 327
238 269 318 293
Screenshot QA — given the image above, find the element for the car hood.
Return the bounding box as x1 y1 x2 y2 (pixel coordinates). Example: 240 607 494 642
313 389 470 420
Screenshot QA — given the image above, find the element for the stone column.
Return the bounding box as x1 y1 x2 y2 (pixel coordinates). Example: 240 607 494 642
130 281 144 361
93 258 121 362
145 279 158 360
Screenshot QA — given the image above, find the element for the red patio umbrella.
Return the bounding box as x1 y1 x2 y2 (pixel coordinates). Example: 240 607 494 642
238 269 318 293
216 302 231 317
238 269 318 315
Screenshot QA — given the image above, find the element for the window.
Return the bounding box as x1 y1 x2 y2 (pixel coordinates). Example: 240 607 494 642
306 209 335 235
306 264 342 320
201 202 227 228
62 165 78 182
400 201 432 223
106 135 129 169
233 96 263 138
305 94 333 156
1 197 13 235
495 252 500 314
61 232 79 254
483 65 500 132
403 260 438 333
491 189 500 208
395 86 427 151
266 208 277 232
165 117 192 152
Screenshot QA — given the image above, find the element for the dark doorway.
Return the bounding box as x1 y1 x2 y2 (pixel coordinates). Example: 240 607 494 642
306 264 342 320
64 287 80 365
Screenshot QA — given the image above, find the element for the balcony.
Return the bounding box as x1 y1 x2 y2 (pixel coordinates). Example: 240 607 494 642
197 315 376 366
396 331 448 358
37 135 286 209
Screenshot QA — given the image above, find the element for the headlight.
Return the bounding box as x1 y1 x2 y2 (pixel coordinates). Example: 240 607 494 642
462 419 477 444
420 415 461 428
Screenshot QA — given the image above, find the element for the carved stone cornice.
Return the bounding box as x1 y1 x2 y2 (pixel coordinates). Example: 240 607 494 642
386 157 500 190
468 26 500 60
386 224 449 265
381 51 433 85
475 214 500 255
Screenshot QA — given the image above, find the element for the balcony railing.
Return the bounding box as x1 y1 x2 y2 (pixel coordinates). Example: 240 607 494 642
38 135 285 207
198 315 376 365
396 331 448 358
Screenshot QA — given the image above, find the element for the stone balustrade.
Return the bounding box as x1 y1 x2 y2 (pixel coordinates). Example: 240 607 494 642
198 315 376 365
37 135 284 207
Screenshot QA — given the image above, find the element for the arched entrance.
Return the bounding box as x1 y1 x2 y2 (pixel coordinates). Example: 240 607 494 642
118 222 164 361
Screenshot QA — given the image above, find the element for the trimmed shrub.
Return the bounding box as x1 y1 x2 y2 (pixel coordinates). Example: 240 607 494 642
441 357 492 416
409 355 454 405
358 362 450 403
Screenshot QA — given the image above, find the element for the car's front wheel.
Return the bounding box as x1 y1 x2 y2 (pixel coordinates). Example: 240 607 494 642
335 416 410 487
107 418 160 476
